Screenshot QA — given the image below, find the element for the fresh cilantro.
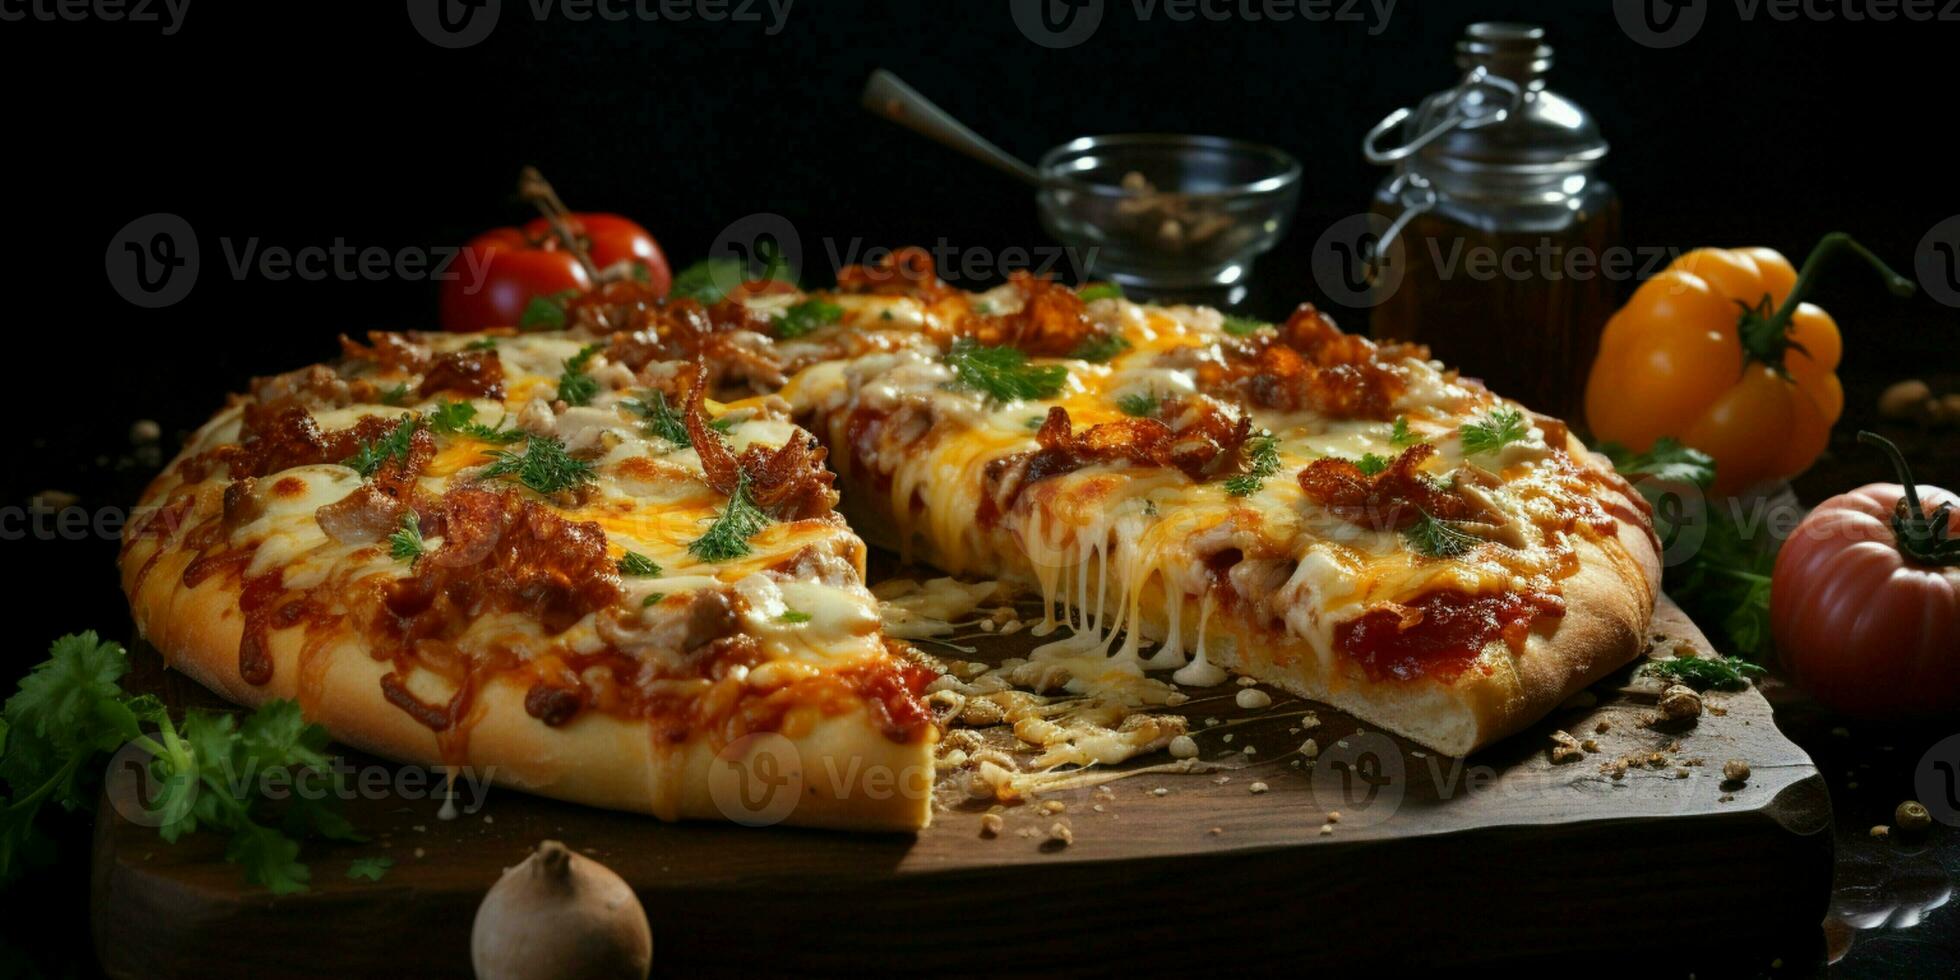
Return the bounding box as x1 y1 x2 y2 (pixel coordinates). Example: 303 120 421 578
945 338 1068 403
624 390 734 447
779 610 813 624
1117 391 1161 418
774 299 843 340
1222 315 1268 336
1458 407 1529 457
641 592 667 608
379 383 411 406
1402 509 1481 558
344 415 420 477
1355 453 1392 477
617 552 661 577
388 512 425 563
1640 655 1767 691
556 344 604 407
1224 433 1281 497
1077 283 1125 302
426 400 522 444
518 291 577 332
480 437 596 495
346 856 394 882
688 473 771 563
1069 333 1131 364
1 634 363 893
1389 416 1421 448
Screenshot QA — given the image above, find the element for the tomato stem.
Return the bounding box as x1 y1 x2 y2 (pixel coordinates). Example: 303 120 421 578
1738 233 1915 370
1857 430 1959 567
517 166 604 285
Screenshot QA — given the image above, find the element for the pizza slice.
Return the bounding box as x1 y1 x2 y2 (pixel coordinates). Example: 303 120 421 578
757 249 1662 756
122 328 939 831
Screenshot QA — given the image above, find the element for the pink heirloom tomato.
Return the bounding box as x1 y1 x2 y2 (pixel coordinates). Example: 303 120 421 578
1772 433 1960 717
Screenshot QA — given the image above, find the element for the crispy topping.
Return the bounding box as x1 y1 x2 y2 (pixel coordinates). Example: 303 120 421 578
682 365 837 521
835 246 954 301
1196 304 1418 420
1296 443 1477 532
960 271 1097 357
418 348 505 399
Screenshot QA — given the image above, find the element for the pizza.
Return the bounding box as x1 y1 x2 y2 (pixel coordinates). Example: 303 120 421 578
121 246 1660 832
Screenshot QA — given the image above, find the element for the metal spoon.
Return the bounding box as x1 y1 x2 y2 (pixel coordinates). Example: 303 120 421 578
860 70 1042 187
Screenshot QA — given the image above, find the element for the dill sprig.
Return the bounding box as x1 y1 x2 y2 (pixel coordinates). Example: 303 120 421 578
556 344 604 407
1640 655 1766 691
617 551 661 577
480 436 595 495
388 512 426 563
945 338 1068 403
1223 432 1281 497
1402 509 1481 558
688 472 771 562
774 299 843 340
344 414 420 477
624 390 734 447
1459 407 1529 457
426 400 522 443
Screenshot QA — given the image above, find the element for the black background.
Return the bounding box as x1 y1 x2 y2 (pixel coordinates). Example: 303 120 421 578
4 1 1959 975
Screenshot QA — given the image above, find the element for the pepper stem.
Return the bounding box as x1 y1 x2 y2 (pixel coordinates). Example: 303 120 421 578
1739 233 1915 369
1857 430 1959 567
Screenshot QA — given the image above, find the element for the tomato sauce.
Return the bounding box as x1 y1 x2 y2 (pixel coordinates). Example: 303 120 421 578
1335 589 1565 683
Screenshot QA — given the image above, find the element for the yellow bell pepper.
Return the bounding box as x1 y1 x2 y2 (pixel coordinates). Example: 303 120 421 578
1584 234 1913 496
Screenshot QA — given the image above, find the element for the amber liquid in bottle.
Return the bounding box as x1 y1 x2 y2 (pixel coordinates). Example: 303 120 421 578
1368 196 1621 423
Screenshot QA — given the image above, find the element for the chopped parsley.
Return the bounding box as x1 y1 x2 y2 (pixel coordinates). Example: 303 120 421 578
1354 453 1392 476
1076 282 1125 302
688 473 771 563
1224 432 1281 497
463 337 500 351
945 338 1068 403
1222 315 1268 337
774 299 843 340
1069 333 1131 364
641 592 667 608
1389 416 1421 448
1597 437 1716 490
379 382 411 406
344 415 420 477
388 512 426 563
617 551 661 577
518 290 577 331
1402 509 1481 558
1117 391 1162 418
625 390 734 447
556 344 604 407
480 437 595 495
426 400 522 443
670 248 794 304
346 856 394 882
1458 407 1529 457
779 610 813 624
1639 655 1766 691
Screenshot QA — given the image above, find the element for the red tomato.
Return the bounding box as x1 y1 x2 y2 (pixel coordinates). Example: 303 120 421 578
522 213 670 296
439 214 668 332
1772 434 1960 717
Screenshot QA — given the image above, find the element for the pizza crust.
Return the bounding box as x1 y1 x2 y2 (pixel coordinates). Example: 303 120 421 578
123 502 936 833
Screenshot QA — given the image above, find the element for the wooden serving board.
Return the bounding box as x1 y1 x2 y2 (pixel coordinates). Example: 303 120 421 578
91 596 1832 977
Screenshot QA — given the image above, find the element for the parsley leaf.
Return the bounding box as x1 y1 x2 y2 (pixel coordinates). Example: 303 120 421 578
617 552 661 577
1597 437 1716 492
379 383 411 406
426 400 522 444
1458 407 1529 457
1077 283 1125 302
688 473 771 563
343 415 420 477
945 338 1068 403
346 856 394 882
388 512 425 563
1117 391 1161 418
1069 333 1131 364
1640 655 1767 691
624 390 734 447
670 249 795 305
1224 433 1281 497
464 337 499 351
1402 509 1481 558
1222 315 1268 336
1389 416 1421 448
480 437 596 495
556 344 604 407
1355 453 1392 477
774 299 843 340
779 610 813 624
641 592 667 608
518 291 577 332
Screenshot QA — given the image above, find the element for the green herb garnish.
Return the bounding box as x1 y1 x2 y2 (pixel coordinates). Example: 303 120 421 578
774 299 843 340
480 437 595 495
1458 407 1529 457
641 592 667 608
1389 416 1421 448
779 610 813 624
1117 391 1162 418
346 856 394 882
464 337 499 351
388 512 426 563
1640 655 1767 691
1224 432 1281 497
379 383 411 406
1355 453 1392 477
426 400 522 444
556 344 604 407
688 473 771 563
1222 315 1268 336
518 291 577 331
945 338 1068 403
1402 509 1481 558
625 390 734 447
670 249 794 304
344 415 420 477
617 552 661 577
1070 333 1131 364
1077 283 1125 302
